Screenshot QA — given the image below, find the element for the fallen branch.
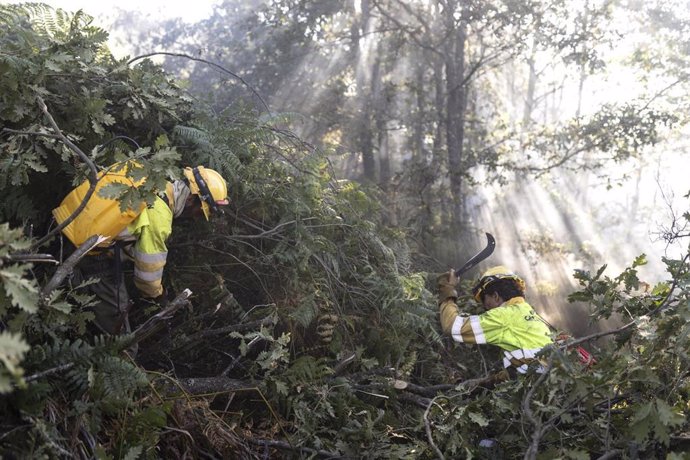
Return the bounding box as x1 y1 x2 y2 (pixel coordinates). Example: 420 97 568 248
522 357 554 460
424 396 446 460
3 253 58 265
397 391 432 408
174 317 275 350
124 289 193 348
245 438 341 459
159 376 254 396
39 235 105 307
26 290 192 383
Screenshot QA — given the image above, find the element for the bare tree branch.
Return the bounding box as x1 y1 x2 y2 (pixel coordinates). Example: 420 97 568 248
124 289 193 347
245 438 341 459
39 235 105 307
424 396 446 460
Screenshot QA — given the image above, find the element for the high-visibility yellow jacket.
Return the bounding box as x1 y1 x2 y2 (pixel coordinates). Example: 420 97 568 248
439 297 553 374
53 162 174 299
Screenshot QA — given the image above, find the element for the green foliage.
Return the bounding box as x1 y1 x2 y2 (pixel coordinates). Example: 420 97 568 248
0 331 30 393
0 3 193 227
2 3 690 459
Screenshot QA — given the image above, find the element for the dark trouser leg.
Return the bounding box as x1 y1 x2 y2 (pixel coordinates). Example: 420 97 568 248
74 256 130 335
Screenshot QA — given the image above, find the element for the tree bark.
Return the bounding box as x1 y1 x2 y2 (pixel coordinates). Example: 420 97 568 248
444 0 467 227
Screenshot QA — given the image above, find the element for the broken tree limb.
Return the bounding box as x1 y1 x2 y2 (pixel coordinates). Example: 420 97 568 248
159 376 255 396
173 317 275 352
3 253 58 265
39 235 106 307
123 289 193 348
245 438 340 459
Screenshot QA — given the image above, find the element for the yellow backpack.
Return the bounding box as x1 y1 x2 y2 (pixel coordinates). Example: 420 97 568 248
52 161 147 248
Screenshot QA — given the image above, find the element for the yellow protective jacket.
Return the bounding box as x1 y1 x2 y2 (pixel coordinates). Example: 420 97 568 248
53 163 174 299
439 297 553 374
52 162 147 249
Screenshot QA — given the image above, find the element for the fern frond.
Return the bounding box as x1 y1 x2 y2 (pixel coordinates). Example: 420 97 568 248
92 355 148 399
174 125 211 146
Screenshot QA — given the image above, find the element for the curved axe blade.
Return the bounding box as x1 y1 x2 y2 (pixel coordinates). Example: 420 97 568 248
454 232 496 277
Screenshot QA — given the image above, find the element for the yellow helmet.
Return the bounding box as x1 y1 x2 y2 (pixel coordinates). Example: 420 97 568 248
183 166 229 220
472 265 526 302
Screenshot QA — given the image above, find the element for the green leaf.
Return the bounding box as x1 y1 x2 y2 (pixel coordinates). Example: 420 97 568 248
154 134 170 149
0 331 30 392
122 445 143 460
274 380 289 396
0 264 39 313
632 254 647 268
655 398 685 428
49 300 73 314
468 411 489 427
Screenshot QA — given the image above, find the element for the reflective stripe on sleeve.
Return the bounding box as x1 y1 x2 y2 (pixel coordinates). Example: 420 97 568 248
503 349 546 374
470 316 486 344
451 316 465 342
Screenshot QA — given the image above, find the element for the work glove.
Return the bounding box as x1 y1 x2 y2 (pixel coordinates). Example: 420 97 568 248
436 269 459 305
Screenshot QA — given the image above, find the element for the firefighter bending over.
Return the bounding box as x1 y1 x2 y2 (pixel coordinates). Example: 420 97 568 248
53 163 229 335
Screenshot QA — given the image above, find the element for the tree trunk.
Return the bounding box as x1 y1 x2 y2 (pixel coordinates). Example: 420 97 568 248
444 1 467 226
523 38 538 129
353 0 377 182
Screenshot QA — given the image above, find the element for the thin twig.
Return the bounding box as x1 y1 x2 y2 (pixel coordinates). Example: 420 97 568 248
173 317 275 351
424 396 446 460
522 358 553 460
127 52 270 112
31 96 100 249
245 438 341 459
25 363 75 383
565 252 690 350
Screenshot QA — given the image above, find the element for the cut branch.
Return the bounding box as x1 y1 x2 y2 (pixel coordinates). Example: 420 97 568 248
124 289 193 348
